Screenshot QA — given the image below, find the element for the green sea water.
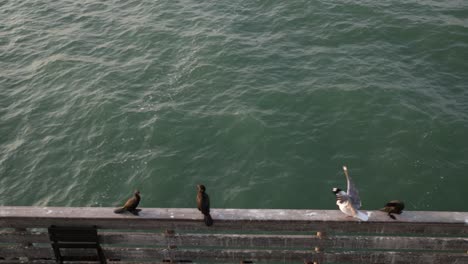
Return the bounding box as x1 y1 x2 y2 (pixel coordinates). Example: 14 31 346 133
1 0 468 212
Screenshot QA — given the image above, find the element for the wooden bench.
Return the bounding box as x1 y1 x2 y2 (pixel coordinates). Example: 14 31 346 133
48 225 106 264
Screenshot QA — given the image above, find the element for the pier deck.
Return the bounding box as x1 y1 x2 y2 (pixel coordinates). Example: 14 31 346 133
0 207 467 263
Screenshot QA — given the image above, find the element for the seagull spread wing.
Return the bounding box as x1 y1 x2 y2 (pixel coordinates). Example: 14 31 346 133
336 193 349 203
343 166 362 209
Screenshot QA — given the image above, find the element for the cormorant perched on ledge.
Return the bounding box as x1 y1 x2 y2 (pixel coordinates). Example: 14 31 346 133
196 185 213 226
114 190 141 215
380 200 405 220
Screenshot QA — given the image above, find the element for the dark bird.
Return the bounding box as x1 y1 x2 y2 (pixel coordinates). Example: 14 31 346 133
332 166 368 221
196 185 213 226
380 200 405 220
114 190 141 215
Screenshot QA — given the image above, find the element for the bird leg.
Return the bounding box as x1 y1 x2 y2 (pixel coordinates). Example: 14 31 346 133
129 209 141 216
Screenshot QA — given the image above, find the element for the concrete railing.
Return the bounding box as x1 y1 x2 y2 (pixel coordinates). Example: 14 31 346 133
0 206 467 263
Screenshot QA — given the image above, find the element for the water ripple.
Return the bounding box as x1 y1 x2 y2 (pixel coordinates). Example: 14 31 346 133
0 0 467 211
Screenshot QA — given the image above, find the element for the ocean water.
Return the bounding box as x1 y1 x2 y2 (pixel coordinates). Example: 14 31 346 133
1 0 467 212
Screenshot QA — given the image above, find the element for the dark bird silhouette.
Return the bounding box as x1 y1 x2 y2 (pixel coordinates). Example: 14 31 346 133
196 185 213 226
114 190 141 215
379 200 405 220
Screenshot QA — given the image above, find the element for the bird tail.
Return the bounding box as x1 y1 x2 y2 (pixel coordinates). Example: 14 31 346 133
114 207 126 214
204 214 213 226
355 210 369 221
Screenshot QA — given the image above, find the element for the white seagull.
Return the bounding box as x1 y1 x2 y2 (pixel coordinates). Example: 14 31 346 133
332 166 368 221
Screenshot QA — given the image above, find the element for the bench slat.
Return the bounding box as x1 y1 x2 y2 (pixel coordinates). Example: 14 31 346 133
1 231 467 251
0 246 466 264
